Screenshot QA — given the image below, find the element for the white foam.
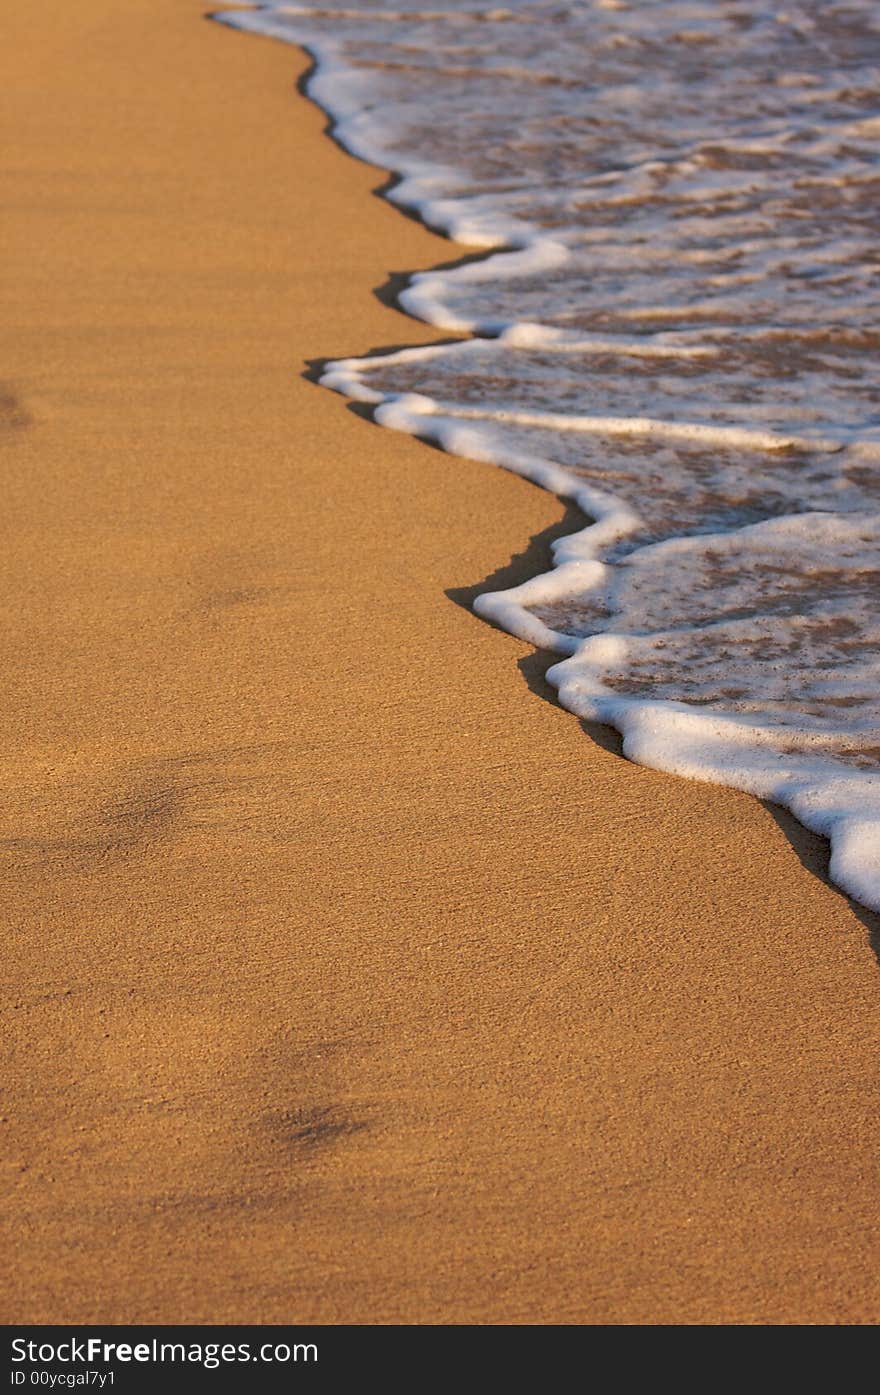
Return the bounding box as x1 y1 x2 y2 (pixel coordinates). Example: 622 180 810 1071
218 1 880 913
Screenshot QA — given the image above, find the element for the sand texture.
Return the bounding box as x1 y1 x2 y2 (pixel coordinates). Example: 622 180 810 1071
1 0 878 1324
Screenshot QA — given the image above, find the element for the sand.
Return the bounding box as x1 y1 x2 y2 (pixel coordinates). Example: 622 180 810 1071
1 0 878 1325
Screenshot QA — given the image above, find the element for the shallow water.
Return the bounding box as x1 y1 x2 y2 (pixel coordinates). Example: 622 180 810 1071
219 2 880 912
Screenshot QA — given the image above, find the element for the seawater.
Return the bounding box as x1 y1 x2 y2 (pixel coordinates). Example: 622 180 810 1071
217 2 880 912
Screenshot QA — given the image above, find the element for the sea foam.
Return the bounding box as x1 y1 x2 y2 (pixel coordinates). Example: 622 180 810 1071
217 1 880 913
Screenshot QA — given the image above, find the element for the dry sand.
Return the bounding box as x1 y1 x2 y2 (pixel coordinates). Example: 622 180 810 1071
1 0 878 1325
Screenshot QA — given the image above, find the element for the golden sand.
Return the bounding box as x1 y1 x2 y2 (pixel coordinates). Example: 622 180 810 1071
1 0 878 1323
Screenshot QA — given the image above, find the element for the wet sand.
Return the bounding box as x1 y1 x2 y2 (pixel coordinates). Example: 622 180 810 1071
1 0 878 1324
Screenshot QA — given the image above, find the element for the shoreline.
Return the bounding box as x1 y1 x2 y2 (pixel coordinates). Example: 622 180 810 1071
232 5 880 920
1 0 878 1323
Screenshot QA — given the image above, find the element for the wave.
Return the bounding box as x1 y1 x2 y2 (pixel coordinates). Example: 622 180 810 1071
216 1 880 912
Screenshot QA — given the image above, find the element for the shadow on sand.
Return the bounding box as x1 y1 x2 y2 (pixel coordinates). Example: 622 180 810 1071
445 498 627 768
